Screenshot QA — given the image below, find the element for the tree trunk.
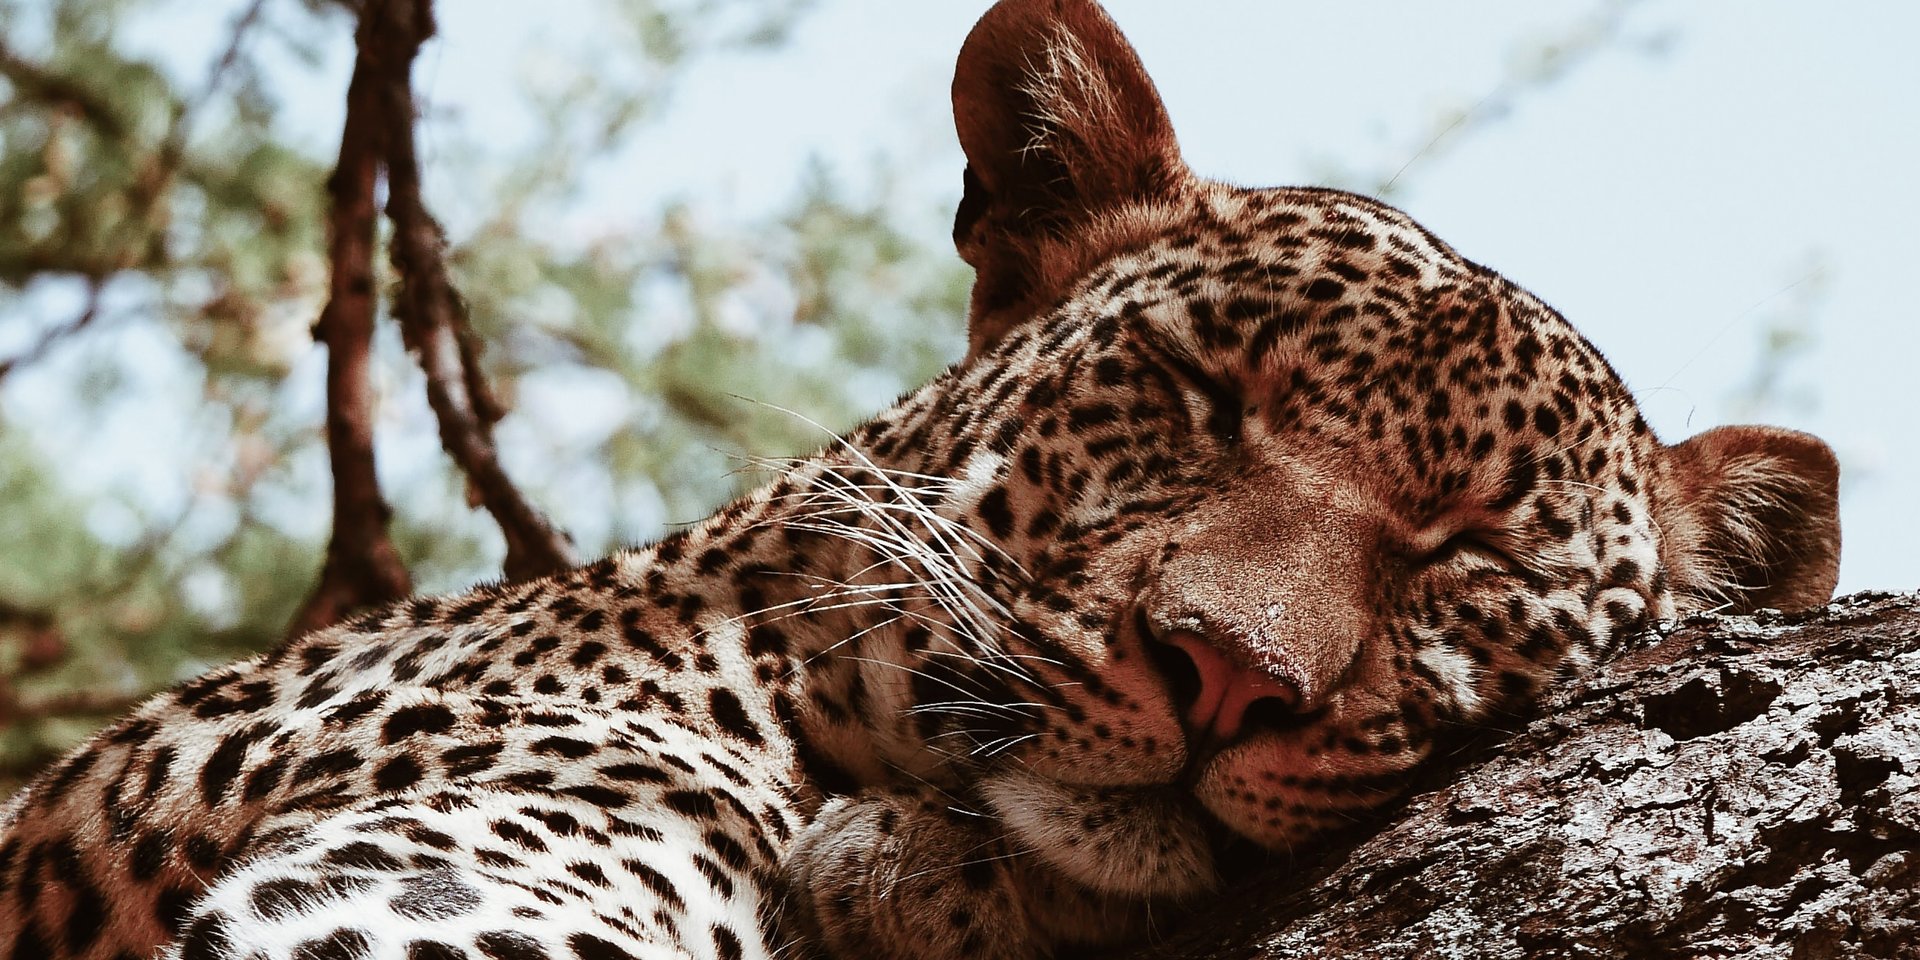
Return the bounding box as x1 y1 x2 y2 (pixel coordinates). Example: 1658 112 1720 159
1140 591 1920 960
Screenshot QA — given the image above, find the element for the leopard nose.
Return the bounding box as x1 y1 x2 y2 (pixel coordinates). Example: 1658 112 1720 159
1147 629 1300 743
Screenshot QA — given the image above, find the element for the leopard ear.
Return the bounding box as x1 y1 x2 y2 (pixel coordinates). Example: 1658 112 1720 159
1656 425 1841 613
951 0 1188 355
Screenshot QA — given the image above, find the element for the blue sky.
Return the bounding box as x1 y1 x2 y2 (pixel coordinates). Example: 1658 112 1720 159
14 0 1920 595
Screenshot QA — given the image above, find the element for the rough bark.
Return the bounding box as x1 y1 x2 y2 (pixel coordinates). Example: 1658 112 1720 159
1142 591 1920 960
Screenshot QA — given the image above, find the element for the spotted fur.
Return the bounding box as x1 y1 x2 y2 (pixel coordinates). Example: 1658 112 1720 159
0 2 1840 958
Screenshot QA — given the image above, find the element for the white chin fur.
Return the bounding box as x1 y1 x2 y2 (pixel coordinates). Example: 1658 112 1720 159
979 769 1219 899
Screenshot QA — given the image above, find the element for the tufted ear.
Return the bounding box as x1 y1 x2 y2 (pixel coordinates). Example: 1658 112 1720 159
951 0 1188 356
1656 425 1841 613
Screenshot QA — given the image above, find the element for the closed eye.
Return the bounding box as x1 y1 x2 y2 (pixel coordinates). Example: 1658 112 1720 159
1136 340 1243 445
1420 530 1523 572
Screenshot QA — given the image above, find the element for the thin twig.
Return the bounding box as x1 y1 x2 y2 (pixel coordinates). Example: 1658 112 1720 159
0 41 128 138
365 0 576 581
143 0 271 197
125 0 272 266
0 0 272 386
1377 0 1647 196
0 277 104 383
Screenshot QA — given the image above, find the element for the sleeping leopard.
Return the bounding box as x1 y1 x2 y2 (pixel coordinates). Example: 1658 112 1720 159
0 1 1841 958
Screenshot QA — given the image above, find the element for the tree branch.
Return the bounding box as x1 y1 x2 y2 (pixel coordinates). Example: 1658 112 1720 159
1140 592 1920 959
362 0 577 582
288 10 412 638
0 277 104 383
0 41 129 139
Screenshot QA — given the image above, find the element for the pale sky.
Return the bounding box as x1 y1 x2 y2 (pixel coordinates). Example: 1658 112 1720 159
10 0 1918 594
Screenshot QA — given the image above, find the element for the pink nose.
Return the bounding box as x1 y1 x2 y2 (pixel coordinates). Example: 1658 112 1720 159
1158 630 1299 743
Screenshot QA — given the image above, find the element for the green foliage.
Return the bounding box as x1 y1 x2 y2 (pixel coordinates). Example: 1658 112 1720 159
0 0 964 790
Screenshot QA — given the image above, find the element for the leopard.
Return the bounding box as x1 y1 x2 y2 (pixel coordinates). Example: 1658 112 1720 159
0 1 1842 958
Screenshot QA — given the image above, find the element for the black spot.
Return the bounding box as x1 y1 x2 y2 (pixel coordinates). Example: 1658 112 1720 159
476 932 547 960
179 913 232 960
530 736 599 760
977 486 1015 539
62 881 107 953
39 751 98 809
199 723 271 806
9 923 53 960
446 595 494 624
406 824 458 850
711 925 744 960
408 941 470 960
691 853 734 898
558 784 632 808
292 928 373 960
621 861 686 910
325 693 387 726
491 821 550 852
663 790 719 821
958 853 998 891
383 703 459 743
1067 403 1119 430
252 877 325 920
567 861 611 888
191 680 276 719
294 748 365 784
131 829 171 881
1489 453 1537 511
745 624 787 658
242 753 291 802
598 762 670 784
1303 277 1345 301
523 808 582 837
703 829 751 871
442 742 504 777
1532 403 1562 437
1503 400 1527 431
569 933 641 960
323 841 405 871
184 833 223 871
156 884 197 934
707 690 764 746
374 755 425 792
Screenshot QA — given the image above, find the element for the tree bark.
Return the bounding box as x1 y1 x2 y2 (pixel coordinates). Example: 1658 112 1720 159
1141 591 1920 960
287 14 411 639
294 0 576 633
365 0 578 583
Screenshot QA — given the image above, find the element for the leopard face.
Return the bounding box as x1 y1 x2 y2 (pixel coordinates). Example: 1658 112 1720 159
811 0 1842 906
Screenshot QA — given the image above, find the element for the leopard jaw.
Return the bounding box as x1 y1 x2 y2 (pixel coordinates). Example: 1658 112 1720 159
978 768 1219 899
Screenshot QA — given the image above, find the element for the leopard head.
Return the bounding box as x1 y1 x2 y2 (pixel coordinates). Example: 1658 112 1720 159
835 0 1840 903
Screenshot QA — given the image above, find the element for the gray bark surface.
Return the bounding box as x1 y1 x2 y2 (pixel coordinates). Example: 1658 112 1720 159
1141 591 1920 960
